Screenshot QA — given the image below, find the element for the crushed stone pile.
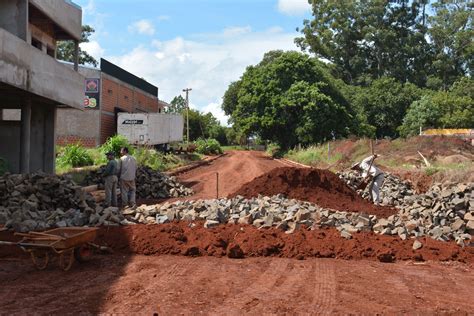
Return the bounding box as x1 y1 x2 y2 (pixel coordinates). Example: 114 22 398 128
0 173 126 232
126 192 473 246
372 182 474 245
230 167 396 218
84 165 193 198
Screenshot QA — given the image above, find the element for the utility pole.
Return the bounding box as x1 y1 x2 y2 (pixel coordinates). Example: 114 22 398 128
182 88 192 143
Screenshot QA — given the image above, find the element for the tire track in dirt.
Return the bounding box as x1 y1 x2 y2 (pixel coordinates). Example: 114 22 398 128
310 259 336 314
210 258 336 314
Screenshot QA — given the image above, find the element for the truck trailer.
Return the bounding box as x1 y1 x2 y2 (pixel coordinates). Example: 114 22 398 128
117 112 184 148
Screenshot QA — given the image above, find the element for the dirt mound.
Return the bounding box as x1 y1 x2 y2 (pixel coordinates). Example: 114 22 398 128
229 167 396 218
94 223 474 263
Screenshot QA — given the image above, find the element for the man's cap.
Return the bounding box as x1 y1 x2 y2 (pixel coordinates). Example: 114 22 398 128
106 151 114 156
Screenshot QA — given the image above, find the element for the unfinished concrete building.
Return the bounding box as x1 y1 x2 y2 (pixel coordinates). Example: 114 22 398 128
0 0 84 173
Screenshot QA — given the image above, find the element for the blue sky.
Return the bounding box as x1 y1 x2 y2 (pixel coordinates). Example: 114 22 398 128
75 0 312 124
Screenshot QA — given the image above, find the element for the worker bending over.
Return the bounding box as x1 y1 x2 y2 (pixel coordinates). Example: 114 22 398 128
119 147 137 209
351 154 385 205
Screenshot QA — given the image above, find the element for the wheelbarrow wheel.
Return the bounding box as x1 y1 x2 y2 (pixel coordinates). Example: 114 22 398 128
58 249 74 271
74 244 93 263
30 251 49 270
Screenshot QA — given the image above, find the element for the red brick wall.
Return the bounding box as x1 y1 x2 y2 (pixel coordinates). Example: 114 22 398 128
57 136 97 148
100 76 163 144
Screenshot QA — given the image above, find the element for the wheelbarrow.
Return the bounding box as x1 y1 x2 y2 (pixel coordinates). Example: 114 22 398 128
0 227 100 271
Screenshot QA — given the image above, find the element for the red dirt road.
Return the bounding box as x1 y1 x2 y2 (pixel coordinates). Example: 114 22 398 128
177 150 284 200
0 255 472 314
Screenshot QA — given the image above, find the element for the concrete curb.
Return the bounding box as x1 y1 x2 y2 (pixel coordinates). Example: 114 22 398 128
165 153 227 176
276 158 312 169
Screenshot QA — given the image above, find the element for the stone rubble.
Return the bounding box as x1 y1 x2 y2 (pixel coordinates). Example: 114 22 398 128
0 173 125 232
338 171 473 245
84 165 193 199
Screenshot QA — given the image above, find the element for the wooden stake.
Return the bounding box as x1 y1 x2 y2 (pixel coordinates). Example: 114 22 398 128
216 172 219 199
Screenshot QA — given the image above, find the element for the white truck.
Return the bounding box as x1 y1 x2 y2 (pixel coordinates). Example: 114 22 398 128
117 112 184 148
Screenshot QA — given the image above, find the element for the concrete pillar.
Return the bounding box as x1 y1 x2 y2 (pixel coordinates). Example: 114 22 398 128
20 100 31 173
43 106 56 173
74 40 79 71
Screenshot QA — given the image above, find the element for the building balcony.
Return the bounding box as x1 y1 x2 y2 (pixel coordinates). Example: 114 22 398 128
0 28 84 109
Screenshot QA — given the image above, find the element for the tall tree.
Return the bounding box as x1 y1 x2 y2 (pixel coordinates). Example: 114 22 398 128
227 51 355 149
165 95 187 114
57 25 99 67
429 0 473 88
296 1 432 86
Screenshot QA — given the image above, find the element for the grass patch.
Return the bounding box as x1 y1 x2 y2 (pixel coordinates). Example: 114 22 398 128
286 144 343 167
222 145 246 151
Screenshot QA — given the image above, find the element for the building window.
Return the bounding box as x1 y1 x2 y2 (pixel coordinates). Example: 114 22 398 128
158 108 162 113
31 38 42 50
1 109 21 121
47 46 55 57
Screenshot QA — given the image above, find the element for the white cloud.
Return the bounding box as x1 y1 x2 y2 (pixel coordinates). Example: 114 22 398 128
128 19 155 35
79 40 104 61
277 0 311 16
107 27 300 126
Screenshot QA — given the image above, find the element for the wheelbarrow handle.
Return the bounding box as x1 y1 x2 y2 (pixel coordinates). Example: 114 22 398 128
0 241 17 246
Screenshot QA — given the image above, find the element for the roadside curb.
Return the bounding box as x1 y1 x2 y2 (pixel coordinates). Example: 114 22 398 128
165 153 227 176
276 158 312 169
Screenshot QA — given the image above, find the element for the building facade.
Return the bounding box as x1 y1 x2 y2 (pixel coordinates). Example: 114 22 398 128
56 58 163 147
0 0 84 173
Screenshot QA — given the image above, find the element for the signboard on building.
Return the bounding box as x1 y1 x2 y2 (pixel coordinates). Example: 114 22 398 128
84 78 100 109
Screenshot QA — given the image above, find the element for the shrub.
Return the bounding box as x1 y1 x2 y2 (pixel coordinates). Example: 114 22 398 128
194 138 223 155
100 135 133 158
56 143 94 168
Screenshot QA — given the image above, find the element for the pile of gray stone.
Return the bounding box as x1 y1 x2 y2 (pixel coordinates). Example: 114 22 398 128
124 183 473 245
372 182 474 245
0 173 126 232
84 165 193 199
338 170 415 206
124 194 375 234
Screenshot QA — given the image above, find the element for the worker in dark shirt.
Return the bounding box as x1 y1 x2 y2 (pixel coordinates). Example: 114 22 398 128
103 151 118 207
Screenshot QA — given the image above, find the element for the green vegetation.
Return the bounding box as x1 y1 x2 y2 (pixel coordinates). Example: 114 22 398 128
224 51 355 150
57 25 98 67
295 1 472 88
56 143 94 168
99 135 133 158
56 135 203 174
134 146 200 171
194 138 223 155
286 146 342 167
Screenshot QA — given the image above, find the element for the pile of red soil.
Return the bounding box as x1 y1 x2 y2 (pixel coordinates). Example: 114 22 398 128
229 167 396 218
95 223 473 263
1 223 472 263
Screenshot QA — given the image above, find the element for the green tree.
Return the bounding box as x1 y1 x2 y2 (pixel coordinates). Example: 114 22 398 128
399 78 474 137
429 0 473 88
222 80 241 117
165 95 187 114
296 1 432 86
398 95 442 137
57 25 99 67
227 51 354 149
353 77 421 138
